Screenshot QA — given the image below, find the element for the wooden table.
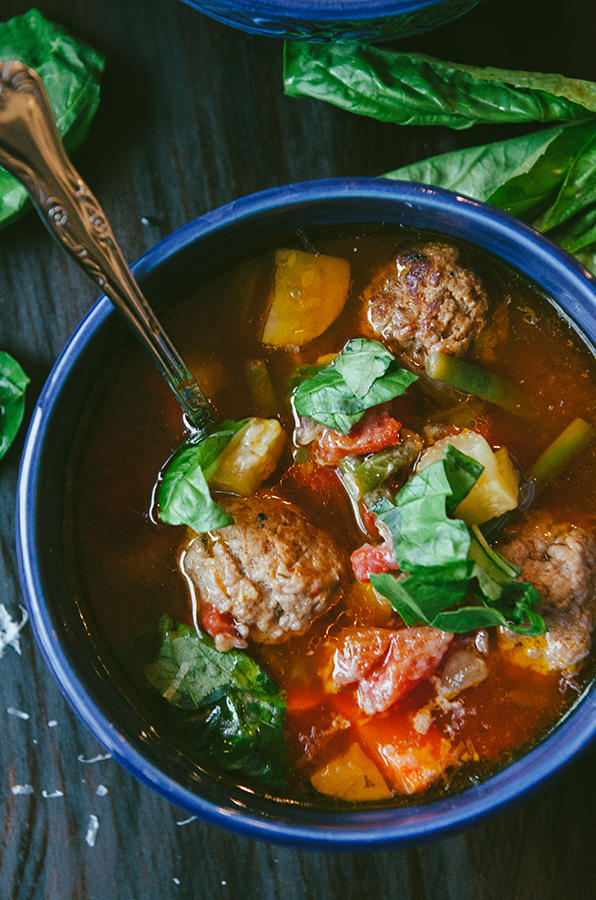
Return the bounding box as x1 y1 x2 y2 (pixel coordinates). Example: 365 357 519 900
1 0 595 895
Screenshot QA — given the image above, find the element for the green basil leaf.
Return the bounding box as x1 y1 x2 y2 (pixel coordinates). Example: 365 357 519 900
145 617 282 710
0 350 29 460
158 419 248 533
372 569 545 635
164 690 289 787
130 616 288 789
293 338 417 435
442 444 484 514
369 451 544 634
332 337 396 398
0 9 105 227
284 42 596 130
371 561 473 625
374 457 471 570
431 605 513 632
531 130 596 234
385 120 596 218
0 349 29 405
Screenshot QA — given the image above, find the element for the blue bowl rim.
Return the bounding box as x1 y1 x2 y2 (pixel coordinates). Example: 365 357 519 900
182 0 457 19
16 176 596 850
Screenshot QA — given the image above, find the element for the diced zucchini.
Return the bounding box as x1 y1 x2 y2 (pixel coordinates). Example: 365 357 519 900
209 417 286 495
310 742 392 801
261 248 350 347
418 431 520 525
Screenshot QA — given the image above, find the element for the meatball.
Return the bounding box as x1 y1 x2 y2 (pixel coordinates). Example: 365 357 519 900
363 242 491 368
500 517 596 670
184 495 348 644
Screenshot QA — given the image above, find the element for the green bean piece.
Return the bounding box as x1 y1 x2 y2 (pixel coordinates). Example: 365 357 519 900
527 417 596 488
338 430 422 499
245 359 278 418
425 351 526 415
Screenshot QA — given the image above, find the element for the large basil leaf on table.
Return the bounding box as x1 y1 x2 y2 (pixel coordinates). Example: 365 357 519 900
122 616 289 789
284 40 596 275
284 42 596 129
0 8 105 227
384 119 596 276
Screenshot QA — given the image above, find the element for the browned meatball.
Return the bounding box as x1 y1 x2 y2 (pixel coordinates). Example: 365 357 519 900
363 242 491 368
184 495 348 644
500 517 596 670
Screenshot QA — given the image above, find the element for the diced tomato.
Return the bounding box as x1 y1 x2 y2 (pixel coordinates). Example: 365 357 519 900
351 541 398 583
358 628 453 715
378 739 456 795
332 627 394 686
201 603 241 642
317 405 402 465
360 503 381 538
356 711 457 795
333 626 453 715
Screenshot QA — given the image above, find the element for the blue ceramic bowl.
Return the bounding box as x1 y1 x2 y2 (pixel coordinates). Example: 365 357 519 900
179 0 485 42
16 178 596 850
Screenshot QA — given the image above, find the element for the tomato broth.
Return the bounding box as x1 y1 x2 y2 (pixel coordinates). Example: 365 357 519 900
64 225 596 806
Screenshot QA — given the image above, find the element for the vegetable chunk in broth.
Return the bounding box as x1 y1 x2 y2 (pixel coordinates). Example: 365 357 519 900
64 225 596 807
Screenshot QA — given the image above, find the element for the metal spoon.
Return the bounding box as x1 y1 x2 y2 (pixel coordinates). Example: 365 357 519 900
0 59 216 437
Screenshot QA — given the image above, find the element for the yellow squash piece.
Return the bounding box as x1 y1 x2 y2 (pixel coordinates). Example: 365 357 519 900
417 431 520 525
310 742 392 801
261 248 350 347
209 418 286 496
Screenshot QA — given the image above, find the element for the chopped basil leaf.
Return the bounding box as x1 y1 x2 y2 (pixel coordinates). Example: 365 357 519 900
158 419 248 533
0 351 29 460
125 616 289 789
372 562 474 626
370 447 545 635
332 338 396 398
373 445 476 571
293 338 417 435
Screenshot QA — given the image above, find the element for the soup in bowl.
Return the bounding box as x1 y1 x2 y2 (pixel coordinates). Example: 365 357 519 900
16 178 596 849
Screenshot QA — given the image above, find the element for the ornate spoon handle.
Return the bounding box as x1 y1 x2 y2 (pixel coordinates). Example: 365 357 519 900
0 59 216 436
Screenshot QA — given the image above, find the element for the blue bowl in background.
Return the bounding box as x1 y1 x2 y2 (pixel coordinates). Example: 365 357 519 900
16 177 596 850
179 0 486 42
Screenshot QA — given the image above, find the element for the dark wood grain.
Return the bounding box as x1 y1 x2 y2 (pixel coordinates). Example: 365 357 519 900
1 0 596 896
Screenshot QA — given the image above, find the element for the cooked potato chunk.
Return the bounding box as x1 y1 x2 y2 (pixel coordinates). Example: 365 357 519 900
209 417 286 495
417 431 519 525
310 742 391 801
261 248 350 347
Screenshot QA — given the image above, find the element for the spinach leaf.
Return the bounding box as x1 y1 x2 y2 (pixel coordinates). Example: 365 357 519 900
0 9 105 227
284 42 596 130
293 338 417 435
127 616 289 789
0 351 29 460
370 448 545 635
158 419 247 533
